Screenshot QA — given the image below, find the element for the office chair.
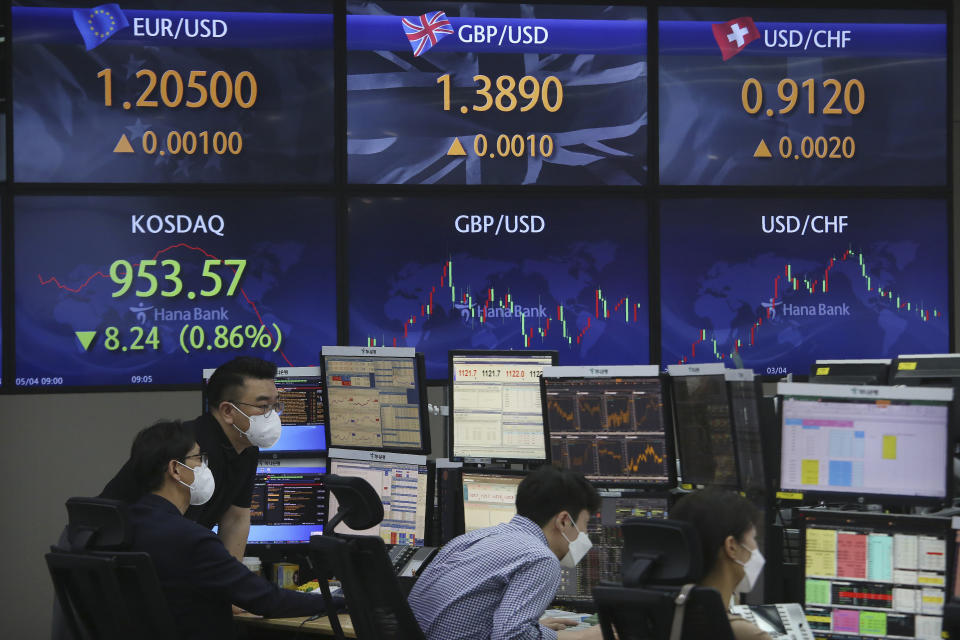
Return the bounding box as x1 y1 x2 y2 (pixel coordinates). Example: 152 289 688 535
309 474 427 640
46 497 176 640
593 519 735 640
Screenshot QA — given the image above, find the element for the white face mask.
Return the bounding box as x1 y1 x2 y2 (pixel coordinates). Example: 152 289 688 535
229 403 282 448
559 515 593 569
176 460 216 506
734 543 765 593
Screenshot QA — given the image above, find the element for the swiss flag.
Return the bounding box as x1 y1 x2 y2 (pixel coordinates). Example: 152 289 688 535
712 17 761 61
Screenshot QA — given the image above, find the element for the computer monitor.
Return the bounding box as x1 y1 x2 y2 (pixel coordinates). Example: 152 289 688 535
810 359 892 385
890 354 960 387
667 363 739 488
778 382 953 504
203 366 327 455
449 350 558 462
247 460 327 545
327 448 432 546
556 491 671 602
725 369 767 494
321 346 430 454
461 470 525 533
542 365 675 488
800 509 952 640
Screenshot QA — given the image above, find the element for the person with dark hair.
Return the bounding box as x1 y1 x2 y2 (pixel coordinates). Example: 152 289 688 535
100 356 281 562
123 420 329 639
408 465 604 640
671 488 771 640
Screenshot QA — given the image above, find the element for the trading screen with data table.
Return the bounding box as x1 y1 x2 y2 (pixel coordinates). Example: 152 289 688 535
329 453 430 546
801 509 951 640
322 347 428 453
450 351 556 461
545 375 672 486
461 471 524 533
779 384 951 501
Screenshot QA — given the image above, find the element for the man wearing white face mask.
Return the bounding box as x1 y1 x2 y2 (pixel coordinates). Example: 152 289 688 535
672 489 772 640
408 465 604 640
124 420 329 639
100 356 282 562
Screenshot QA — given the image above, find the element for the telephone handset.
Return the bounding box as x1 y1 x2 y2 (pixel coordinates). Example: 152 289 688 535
730 603 815 640
386 544 438 578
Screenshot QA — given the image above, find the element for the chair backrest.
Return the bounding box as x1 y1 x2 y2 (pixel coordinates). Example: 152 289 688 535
595 518 736 640
310 533 426 640
49 497 177 640
594 584 735 640
46 550 177 640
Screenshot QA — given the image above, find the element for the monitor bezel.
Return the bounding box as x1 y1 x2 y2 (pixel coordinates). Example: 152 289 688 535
325 448 435 547
889 355 960 385
319 347 432 455
667 365 742 490
777 382 954 507
447 349 559 464
539 366 678 490
202 366 328 458
809 359 893 386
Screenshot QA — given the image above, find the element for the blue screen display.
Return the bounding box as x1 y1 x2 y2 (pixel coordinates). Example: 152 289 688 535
660 198 950 375
15 195 336 387
12 0 333 183
347 1 647 186
348 196 650 378
659 7 946 186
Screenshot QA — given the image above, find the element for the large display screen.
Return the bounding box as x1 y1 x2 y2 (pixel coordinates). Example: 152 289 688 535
347 1 647 185
659 7 947 186
349 196 650 378
12 1 334 183
660 199 949 376
15 195 336 387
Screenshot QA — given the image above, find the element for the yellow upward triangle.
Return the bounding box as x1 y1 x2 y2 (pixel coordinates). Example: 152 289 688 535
113 134 135 154
447 137 467 156
753 139 772 158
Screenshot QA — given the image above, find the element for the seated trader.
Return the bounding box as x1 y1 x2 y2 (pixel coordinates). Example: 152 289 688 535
101 356 282 560
671 488 771 640
126 420 327 639
408 465 603 640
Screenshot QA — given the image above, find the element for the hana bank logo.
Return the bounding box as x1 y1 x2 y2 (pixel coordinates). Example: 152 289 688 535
401 11 453 57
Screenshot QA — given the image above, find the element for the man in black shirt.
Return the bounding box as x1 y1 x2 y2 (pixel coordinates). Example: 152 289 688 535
124 420 327 639
101 356 282 560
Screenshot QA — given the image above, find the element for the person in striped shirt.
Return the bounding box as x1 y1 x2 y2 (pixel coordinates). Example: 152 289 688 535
408 466 603 640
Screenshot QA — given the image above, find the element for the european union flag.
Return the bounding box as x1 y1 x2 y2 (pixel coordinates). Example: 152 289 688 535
72 4 129 50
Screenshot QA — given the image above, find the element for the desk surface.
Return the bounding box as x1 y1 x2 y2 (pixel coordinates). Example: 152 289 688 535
235 612 356 638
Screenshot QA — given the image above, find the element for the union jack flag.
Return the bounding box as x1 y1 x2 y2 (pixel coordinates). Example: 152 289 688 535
401 11 453 57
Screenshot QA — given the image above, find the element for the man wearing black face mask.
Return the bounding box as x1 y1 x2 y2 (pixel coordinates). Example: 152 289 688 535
124 420 328 639
408 466 603 640
100 356 282 561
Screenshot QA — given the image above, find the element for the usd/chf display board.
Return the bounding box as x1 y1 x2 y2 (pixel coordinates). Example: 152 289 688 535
14 196 337 387
660 199 949 375
348 197 650 378
12 0 334 183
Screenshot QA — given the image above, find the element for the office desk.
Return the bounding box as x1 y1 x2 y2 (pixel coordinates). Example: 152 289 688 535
235 612 356 638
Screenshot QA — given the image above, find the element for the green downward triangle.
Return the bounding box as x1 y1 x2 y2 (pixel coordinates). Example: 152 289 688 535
75 331 97 351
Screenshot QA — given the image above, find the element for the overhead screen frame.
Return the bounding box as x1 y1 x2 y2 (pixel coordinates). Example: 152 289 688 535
0 1 954 393
777 382 955 507
320 345 432 455
325 447 435 547
447 348 558 463
539 364 678 490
